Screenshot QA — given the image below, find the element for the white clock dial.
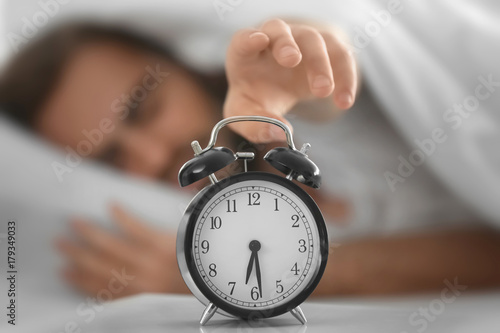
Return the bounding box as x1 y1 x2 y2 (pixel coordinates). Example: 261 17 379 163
192 179 322 310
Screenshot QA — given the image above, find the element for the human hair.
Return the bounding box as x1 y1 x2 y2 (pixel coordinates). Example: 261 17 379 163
0 22 227 128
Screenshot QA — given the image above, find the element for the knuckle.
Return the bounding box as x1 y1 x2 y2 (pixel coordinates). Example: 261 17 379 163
323 32 354 60
230 29 258 56
337 47 356 70
231 29 251 45
262 18 285 28
321 30 342 45
261 18 291 34
294 25 323 41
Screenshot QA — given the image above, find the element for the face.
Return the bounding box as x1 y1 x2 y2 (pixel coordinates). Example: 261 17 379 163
36 41 219 184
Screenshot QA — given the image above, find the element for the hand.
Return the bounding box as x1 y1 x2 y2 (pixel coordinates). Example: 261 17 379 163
56 204 188 299
224 19 358 143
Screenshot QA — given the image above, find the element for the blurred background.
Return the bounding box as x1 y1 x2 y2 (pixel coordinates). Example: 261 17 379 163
0 0 499 332
0 1 8 65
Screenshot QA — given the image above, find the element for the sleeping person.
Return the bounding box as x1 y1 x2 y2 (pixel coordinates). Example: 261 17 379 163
1 4 499 299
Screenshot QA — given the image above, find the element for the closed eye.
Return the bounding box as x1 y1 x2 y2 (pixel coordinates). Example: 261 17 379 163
97 143 123 167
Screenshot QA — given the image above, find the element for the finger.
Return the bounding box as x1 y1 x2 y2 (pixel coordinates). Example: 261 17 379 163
110 204 156 243
321 31 358 109
56 238 115 280
62 267 123 298
226 28 270 68
260 18 302 68
62 267 101 296
70 219 139 262
64 267 137 299
223 91 292 144
291 25 334 98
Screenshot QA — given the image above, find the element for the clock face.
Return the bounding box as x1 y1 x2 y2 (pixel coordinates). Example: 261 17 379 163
180 172 328 319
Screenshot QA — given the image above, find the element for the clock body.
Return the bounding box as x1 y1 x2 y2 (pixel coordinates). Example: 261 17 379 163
177 171 328 320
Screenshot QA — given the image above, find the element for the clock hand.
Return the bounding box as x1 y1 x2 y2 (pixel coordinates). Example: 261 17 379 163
246 240 262 285
246 240 262 297
254 250 263 298
245 251 255 285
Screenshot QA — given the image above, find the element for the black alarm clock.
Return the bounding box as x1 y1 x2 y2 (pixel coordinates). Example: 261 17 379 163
176 116 328 325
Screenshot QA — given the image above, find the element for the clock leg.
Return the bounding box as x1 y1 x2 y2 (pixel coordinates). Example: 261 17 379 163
199 302 218 326
290 306 307 325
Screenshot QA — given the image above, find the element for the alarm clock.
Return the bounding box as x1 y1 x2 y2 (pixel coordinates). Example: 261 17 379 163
176 116 328 325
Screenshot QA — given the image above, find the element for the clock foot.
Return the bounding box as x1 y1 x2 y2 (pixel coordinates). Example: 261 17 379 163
200 302 218 326
290 306 307 325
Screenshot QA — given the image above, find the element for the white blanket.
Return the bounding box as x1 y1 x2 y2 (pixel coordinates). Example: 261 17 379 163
4 0 498 225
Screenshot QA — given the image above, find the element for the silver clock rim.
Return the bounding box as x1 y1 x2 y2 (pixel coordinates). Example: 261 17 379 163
177 185 235 318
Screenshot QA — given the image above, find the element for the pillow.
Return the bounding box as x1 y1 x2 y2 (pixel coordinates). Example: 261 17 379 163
0 114 191 227
0 114 191 322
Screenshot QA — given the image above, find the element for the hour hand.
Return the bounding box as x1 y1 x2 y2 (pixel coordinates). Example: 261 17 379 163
245 252 255 284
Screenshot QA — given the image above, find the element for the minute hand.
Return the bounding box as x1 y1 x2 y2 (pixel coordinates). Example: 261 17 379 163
254 251 262 298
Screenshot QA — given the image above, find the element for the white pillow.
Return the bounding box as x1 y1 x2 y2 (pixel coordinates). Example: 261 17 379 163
0 114 191 228
0 114 191 323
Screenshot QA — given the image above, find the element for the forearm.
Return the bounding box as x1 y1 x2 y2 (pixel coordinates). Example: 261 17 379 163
313 227 500 296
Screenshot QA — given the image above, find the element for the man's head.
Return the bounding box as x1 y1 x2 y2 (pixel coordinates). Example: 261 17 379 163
0 24 223 183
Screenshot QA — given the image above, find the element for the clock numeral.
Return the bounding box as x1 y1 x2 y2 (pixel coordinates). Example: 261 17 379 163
210 216 222 229
291 214 300 228
201 240 209 254
228 282 236 295
226 199 237 213
291 262 300 276
274 198 279 211
251 286 260 301
248 192 261 206
276 280 284 294
298 239 307 253
208 263 217 277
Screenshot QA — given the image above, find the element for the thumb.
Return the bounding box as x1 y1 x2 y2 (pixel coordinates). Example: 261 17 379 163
223 91 293 144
